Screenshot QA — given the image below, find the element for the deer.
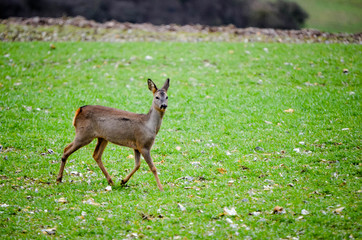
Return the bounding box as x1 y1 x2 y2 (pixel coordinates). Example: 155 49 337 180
56 78 170 191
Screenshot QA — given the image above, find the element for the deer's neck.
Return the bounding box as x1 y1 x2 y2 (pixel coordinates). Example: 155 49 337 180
146 106 164 134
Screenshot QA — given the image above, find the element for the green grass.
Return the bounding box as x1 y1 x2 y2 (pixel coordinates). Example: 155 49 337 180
287 0 362 33
0 42 361 239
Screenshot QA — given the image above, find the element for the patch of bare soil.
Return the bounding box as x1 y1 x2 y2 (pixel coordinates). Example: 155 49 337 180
1 16 361 43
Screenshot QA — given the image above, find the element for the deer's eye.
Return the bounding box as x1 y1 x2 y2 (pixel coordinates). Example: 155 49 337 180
166 96 168 99
156 96 159 100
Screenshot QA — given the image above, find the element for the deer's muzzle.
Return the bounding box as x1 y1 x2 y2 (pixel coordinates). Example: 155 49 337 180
160 104 168 110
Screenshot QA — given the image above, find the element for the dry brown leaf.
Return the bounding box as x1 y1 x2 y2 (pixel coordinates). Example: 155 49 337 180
334 207 345 214
284 108 294 113
57 197 68 204
217 168 227 174
273 206 285 214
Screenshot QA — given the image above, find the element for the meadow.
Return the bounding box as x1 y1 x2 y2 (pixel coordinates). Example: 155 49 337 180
0 42 361 239
270 0 362 33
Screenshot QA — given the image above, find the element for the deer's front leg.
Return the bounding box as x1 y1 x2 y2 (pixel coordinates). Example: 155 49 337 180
141 149 164 191
121 149 141 185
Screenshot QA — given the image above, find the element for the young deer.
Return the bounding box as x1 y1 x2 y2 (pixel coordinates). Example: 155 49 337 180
56 78 170 191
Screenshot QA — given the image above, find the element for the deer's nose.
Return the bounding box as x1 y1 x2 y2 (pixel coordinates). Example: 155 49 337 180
160 104 168 109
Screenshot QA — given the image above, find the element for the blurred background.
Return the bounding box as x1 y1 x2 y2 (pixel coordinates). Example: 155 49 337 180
0 0 361 33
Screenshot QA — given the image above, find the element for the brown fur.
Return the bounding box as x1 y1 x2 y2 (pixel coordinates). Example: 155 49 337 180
72 107 83 126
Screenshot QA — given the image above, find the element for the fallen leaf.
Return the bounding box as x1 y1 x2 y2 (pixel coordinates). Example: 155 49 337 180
97 218 104 221
273 206 285 214
42 228 56 235
177 203 186 211
191 162 201 167
228 180 234 186
217 168 227 174
82 198 100 206
264 120 272 124
223 207 237 216
249 211 262 216
301 209 309 215
57 197 68 204
284 108 294 113
293 148 301 153
105 186 112 191
334 207 345 214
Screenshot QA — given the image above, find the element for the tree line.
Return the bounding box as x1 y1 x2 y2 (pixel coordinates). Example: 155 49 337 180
0 0 308 29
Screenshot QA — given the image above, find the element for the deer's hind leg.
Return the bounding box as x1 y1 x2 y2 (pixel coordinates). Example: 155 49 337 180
56 136 93 183
93 138 113 185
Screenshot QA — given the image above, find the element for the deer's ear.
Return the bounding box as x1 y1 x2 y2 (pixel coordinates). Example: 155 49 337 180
148 79 158 94
161 78 170 92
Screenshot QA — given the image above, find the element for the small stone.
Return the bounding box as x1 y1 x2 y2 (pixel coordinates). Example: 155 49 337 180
105 186 112 191
255 146 264 151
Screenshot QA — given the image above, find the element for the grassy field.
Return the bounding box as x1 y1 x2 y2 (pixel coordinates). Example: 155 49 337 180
287 0 362 33
0 42 361 239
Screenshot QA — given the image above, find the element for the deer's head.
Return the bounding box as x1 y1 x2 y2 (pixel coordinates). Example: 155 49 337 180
148 78 170 112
